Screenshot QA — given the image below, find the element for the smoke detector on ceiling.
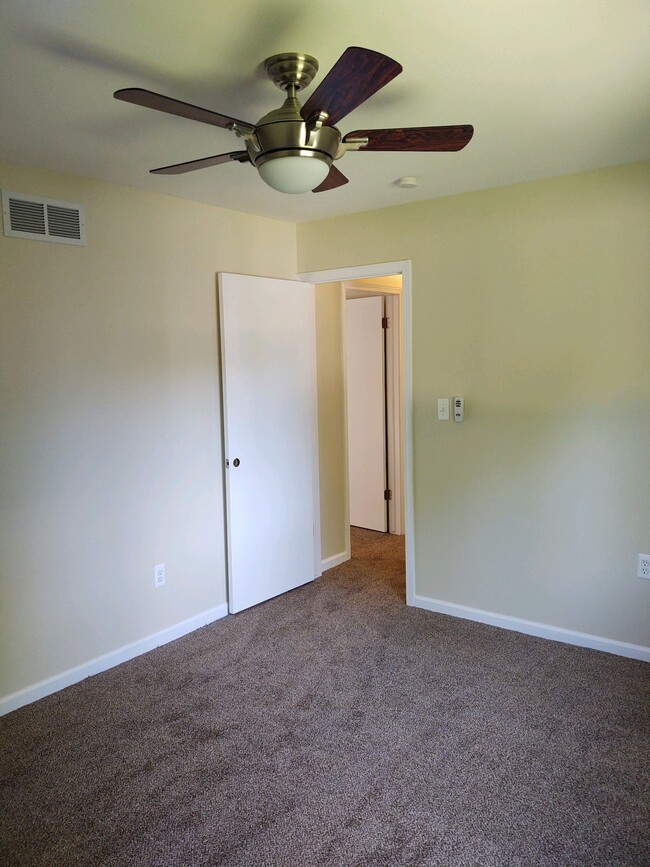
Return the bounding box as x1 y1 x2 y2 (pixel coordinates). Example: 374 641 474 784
395 176 419 189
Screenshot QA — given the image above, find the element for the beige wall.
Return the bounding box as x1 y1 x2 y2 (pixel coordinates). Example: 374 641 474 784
0 161 297 697
299 161 650 647
314 282 347 560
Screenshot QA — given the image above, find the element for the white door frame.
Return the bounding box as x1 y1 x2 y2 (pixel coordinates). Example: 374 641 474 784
298 261 415 607
385 293 403 535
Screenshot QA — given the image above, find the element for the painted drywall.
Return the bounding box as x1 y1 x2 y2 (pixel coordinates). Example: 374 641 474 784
0 160 297 698
314 283 347 561
298 161 650 647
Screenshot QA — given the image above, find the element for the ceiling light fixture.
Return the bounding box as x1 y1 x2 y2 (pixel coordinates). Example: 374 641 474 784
257 152 331 194
242 55 340 194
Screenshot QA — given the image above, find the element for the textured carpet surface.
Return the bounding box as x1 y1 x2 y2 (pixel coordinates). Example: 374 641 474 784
1 528 649 866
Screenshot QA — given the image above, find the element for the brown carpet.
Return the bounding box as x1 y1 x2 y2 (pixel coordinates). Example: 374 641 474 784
1 528 649 866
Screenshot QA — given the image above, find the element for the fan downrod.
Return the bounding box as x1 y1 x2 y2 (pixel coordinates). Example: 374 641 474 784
264 53 319 92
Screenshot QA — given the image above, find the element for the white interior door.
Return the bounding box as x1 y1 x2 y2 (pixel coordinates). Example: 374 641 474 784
218 273 320 614
346 295 387 532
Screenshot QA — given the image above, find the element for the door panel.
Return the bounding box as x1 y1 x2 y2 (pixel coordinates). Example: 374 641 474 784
219 273 319 613
346 296 387 532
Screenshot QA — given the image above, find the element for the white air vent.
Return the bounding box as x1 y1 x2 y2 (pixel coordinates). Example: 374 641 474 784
2 190 86 245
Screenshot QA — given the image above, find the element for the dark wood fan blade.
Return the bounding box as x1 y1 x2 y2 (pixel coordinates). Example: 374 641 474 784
150 151 250 175
312 164 349 193
301 47 402 127
344 125 474 152
114 88 255 133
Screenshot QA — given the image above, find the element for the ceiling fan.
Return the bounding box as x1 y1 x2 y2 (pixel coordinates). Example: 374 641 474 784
114 46 474 195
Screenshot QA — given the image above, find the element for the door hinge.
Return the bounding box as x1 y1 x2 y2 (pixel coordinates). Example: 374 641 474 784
384 489 392 500
381 316 390 329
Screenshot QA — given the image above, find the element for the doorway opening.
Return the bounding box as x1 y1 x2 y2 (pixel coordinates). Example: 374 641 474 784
299 261 414 606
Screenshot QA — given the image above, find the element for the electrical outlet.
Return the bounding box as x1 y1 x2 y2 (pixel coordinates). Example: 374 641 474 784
154 563 166 588
638 554 650 579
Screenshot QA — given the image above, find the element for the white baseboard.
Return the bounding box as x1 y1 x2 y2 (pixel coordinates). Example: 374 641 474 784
321 549 351 571
413 595 650 662
0 603 229 716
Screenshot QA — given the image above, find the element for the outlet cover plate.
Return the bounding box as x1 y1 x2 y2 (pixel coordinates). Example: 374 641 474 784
154 563 166 587
638 554 650 579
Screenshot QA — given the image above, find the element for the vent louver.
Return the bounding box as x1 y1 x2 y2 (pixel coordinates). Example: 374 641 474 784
2 190 85 245
46 204 82 240
8 197 46 235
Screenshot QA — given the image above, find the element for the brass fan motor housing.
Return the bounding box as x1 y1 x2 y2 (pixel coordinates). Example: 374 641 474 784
247 96 342 170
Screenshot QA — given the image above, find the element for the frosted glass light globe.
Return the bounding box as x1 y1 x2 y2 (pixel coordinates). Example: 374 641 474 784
258 155 330 194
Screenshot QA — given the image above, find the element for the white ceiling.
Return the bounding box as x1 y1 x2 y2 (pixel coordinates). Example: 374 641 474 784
1 0 649 223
